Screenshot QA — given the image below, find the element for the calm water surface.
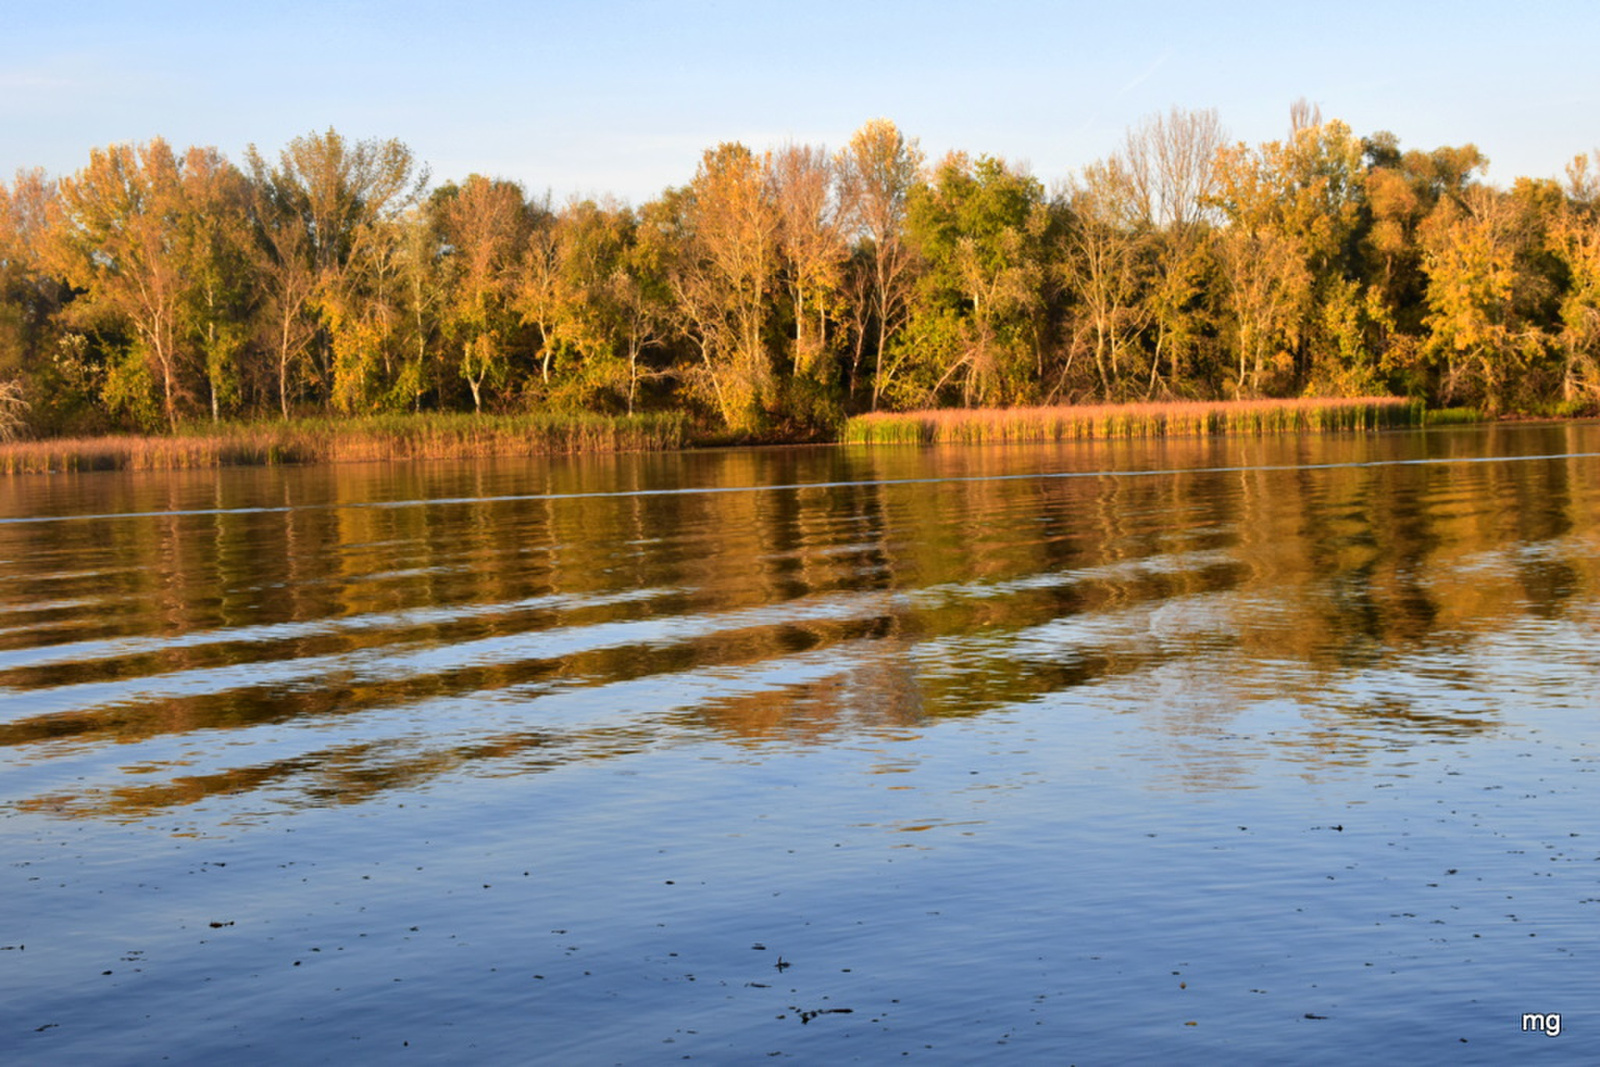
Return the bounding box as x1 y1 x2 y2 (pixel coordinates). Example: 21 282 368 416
3 424 1599 1063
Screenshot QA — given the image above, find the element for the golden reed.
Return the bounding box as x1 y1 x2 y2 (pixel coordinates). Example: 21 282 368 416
0 411 690 474
842 397 1426 445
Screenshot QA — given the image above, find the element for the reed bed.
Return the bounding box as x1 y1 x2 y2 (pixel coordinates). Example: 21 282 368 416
0 411 690 474
841 397 1425 445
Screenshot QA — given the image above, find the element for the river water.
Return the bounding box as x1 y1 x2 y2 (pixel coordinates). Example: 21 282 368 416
3 424 1598 1063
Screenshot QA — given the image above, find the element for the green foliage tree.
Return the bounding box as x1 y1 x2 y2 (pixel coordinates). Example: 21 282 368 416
906 153 1057 406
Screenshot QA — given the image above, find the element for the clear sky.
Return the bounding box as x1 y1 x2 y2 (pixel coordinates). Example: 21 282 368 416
5 0 1597 203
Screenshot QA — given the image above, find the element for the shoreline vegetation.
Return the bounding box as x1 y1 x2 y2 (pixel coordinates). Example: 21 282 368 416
0 411 688 474
0 399 1492 474
842 396 1429 444
6 108 1600 462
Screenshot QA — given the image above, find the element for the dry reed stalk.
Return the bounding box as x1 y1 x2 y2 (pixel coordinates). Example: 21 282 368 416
0 412 690 474
842 398 1422 445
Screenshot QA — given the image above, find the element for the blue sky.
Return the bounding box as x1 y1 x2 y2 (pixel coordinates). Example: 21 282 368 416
4 1 1597 202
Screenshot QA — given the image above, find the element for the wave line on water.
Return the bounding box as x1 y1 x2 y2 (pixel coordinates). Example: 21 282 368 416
0 586 680 673
0 549 1232 721
3 449 1597 527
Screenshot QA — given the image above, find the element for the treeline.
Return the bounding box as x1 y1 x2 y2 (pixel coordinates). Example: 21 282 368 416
3 106 1600 441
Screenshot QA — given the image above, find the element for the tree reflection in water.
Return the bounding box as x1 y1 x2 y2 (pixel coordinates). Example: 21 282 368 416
3 422 1598 818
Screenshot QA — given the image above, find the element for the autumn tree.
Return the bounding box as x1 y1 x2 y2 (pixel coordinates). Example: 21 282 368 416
1210 109 1365 395
0 377 25 440
517 196 625 409
438 175 533 412
1357 136 1489 393
1274 110 1368 390
1119 107 1225 393
389 204 448 410
594 208 673 416
0 169 67 431
768 143 846 390
176 147 255 420
837 119 924 410
1420 181 1557 410
510 193 567 389
245 157 320 417
1547 152 1600 404
1061 155 1149 399
1210 138 1313 396
536 198 671 414
1359 134 1430 378
50 140 199 427
244 129 426 414
662 143 781 431
324 213 421 414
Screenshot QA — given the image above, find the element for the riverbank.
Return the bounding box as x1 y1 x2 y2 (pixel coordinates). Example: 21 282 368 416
0 411 690 473
0 399 1487 473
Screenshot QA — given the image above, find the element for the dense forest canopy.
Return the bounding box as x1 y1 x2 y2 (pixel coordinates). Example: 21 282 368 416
3 105 1599 440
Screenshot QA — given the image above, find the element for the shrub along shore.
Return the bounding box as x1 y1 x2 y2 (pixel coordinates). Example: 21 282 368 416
0 399 1490 474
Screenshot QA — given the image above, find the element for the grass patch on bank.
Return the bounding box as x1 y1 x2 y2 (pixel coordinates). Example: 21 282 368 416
1421 406 1484 426
842 398 1425 445
0 410 691 474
